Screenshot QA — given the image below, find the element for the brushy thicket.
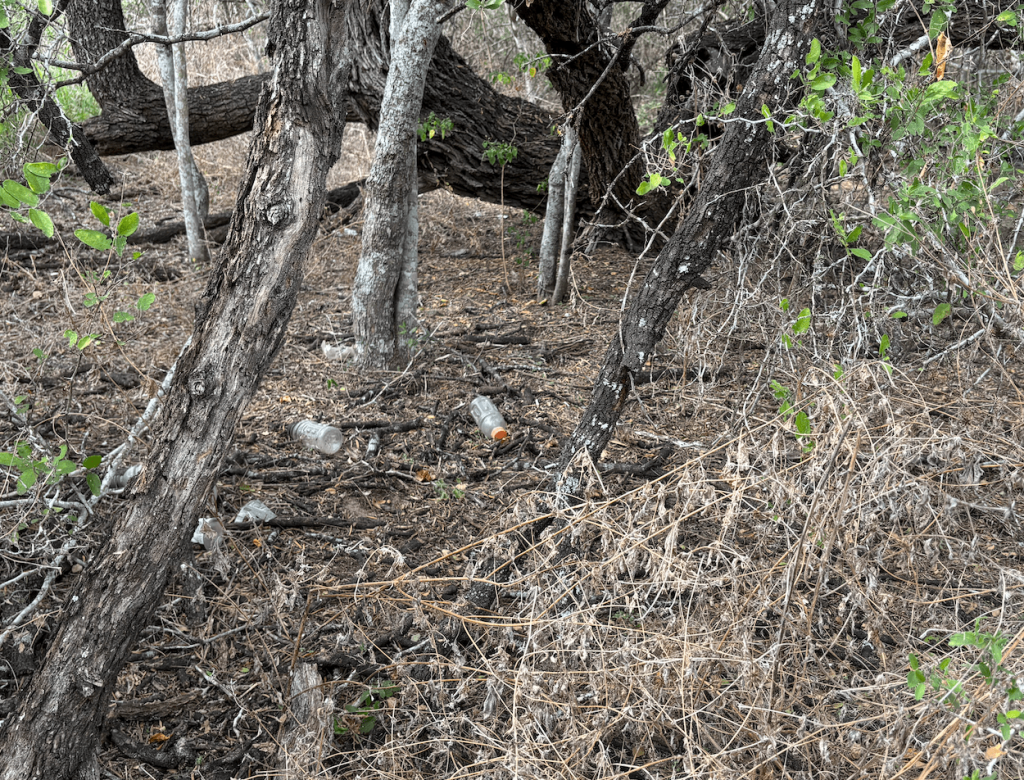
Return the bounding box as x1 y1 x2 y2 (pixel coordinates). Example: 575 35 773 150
312 4 1024 779
2 1 1023 778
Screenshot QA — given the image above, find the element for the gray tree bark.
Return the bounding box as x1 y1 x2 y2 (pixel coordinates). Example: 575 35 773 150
556 0 822 495
0 0 352 776
151 0 211 263
551 128 581 305
537 126 569 300
351 0 445 368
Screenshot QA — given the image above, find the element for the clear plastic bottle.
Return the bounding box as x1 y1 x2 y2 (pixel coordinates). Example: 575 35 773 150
470 395 508 440
287 420 344 455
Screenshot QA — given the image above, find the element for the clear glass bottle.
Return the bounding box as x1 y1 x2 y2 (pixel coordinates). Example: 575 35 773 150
287 420 344 455
470 395 508 440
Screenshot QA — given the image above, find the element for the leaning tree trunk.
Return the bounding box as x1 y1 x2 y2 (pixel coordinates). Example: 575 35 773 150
351 0 444 368
556 0 822 495
0 0 351 776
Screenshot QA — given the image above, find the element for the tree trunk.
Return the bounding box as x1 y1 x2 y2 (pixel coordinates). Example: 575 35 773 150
556 0 822 495
351 0 444 368
151 0 211 263
0 0 352 776
510 0 644 208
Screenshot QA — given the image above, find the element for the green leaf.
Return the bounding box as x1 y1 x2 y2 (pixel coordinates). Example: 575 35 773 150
76 333 99 350
136 292 156 311
18 469 38 494
4 180 39 207
75 229 112 251
24 171 50 194
793 307 812 335
850 247 872 260
720 102 736 116
806 38 821 65
117 211 139 236
0 452 14 467
891 311 908 319
928 9 946 39
839 159 847 177
932 302 952 326
86 472 101 497
112 311 134 323
89 201 110 226
0 8 8 28
28 208 53 237
38 0 54 14
25 162 57 177
358 715 377 734
64 329 78 348
0 186 20 208
851 55 862 90
795 411 812 437
810 73 836 91
1014 252 1024 273
997 9 1018 26
83 454 102 469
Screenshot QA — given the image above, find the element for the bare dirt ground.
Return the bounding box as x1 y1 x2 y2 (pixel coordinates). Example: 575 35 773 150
3 128 1024 780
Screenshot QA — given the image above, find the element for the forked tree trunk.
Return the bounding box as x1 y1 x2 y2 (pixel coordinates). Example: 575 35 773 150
0 0 352 776
556 0 822 494
351 0 444 368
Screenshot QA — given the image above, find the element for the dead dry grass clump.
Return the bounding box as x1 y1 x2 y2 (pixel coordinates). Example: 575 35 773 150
306 345 1024 779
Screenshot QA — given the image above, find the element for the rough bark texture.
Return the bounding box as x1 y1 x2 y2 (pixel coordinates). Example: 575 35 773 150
511 0 644 208
351 0 444 369
0 0 351 776
346 0 565 214
557 0 822 492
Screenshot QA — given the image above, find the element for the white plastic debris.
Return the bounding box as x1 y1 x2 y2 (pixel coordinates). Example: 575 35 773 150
234 499 276 525
192 517 225 550
321 341 359 361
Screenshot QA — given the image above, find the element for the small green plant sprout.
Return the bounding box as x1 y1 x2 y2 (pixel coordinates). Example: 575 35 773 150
417 112 453 142
0 442 102 496
907 620 1024 777
636 172 668 196
769 381 814 451
63 329 101 352
482 140 518 167
333 682 401 737
779 300 812 349
829 211 872 261
0 160 62 237
75 202 141 258
879 333 894 375
770 379 794 419
932 302 952 326
466 0 503 8
432 478 465 501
